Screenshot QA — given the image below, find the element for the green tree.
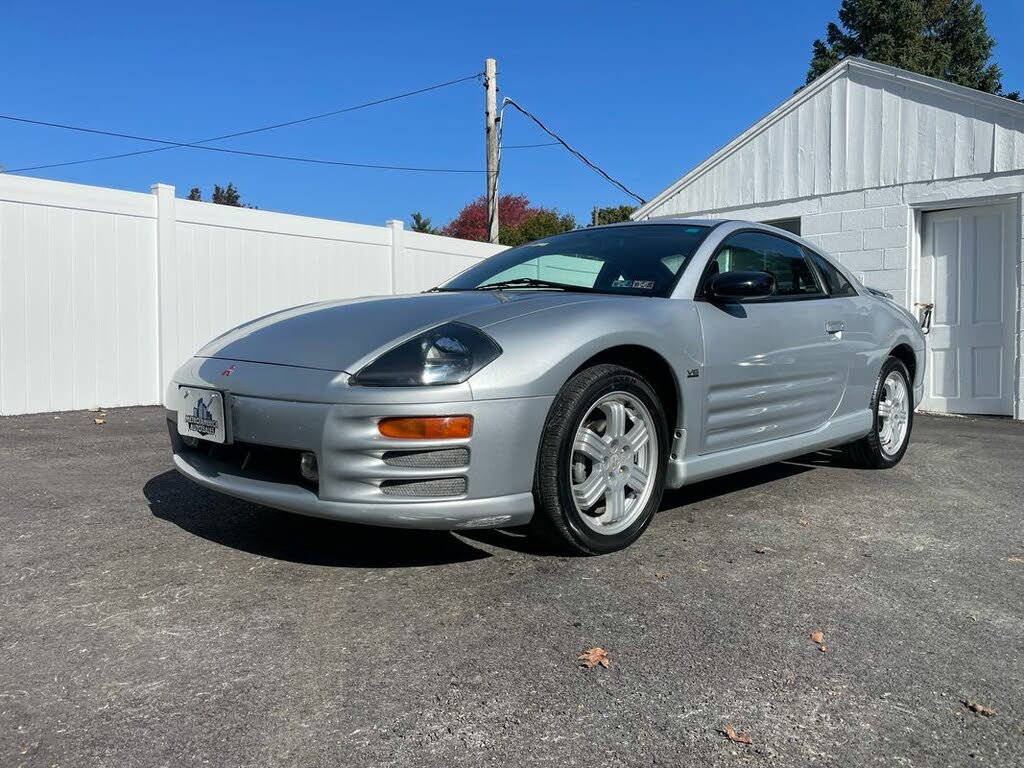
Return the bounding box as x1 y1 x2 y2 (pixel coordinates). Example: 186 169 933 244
806 0 1018 99
186 182 257 207
409 211 440 234
501 208 576 247
589 205 637 226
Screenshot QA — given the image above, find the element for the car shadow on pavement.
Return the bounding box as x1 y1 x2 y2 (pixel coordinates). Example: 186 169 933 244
146 452 838 566
144 470 494 568
659 457 818 509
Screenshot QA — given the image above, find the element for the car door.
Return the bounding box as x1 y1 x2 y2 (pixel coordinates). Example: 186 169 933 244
694 230 850 454
804 246 878 419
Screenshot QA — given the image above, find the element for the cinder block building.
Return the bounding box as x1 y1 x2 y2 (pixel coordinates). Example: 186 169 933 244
633 59 1024 419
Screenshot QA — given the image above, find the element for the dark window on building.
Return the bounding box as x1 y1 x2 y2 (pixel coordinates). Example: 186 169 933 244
710 231 823 297
761 217 801 236
806 249 858 297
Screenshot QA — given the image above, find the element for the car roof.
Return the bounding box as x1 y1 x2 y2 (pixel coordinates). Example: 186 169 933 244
590 218 807 244
587 217 726 230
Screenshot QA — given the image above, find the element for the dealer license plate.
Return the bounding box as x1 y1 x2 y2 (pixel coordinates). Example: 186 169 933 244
177 387 227 444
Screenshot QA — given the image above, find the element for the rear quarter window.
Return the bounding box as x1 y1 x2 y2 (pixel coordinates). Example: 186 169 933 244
807 249 858 297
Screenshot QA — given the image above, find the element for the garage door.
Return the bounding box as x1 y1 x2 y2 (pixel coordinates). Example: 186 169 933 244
917 204 1016 416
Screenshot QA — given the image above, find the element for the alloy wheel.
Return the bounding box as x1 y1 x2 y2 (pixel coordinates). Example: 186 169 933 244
568 392 659 536
877 370 910 457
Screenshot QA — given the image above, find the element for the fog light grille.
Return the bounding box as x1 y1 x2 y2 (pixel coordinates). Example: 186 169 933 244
381 448 469 469
379 477 467 497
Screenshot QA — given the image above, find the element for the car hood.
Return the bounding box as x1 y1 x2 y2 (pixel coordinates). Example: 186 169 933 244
197 291 598 372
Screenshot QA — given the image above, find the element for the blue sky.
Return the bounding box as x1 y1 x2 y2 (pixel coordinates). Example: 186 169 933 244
2 0 1021 228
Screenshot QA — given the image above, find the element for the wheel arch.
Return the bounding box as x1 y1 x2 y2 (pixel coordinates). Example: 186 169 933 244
889 343 917 385
569 345 681 432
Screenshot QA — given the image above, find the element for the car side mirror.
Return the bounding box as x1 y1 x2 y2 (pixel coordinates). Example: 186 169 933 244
707 271 777 301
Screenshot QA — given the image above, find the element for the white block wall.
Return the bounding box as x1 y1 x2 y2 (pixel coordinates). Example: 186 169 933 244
0 175 503 416
801 188 912 307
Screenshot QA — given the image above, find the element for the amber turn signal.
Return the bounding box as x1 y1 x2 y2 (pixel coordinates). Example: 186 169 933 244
378 415 473 440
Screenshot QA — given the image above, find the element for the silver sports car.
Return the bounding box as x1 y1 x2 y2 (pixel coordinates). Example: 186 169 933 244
167 219 926 554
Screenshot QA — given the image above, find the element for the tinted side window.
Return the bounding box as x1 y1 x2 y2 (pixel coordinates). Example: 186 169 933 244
709 232 823 296
807 249 858 297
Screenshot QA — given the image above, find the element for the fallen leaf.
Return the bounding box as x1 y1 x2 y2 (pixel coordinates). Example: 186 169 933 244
93 418 106 425
577 647 610 669
964 699 996 717
754 547 767 554
655 572 669 581
20 744 29 755
722 724 752 745
799 517 810 526
809 631 825 644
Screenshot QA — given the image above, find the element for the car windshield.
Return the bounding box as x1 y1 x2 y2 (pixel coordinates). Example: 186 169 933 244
436 224 712 298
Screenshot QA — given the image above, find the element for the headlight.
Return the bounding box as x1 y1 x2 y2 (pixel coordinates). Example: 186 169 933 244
351 322 502 386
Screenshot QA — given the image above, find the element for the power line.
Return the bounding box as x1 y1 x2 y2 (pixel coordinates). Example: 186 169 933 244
2 72 483 174
500 97 645 204
0 112 482 174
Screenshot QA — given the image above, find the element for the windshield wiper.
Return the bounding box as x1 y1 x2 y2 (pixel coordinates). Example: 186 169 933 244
473 277 595 292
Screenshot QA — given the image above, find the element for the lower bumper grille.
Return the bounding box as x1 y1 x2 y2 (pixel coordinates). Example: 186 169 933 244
379 477 467 497
381 448 470 468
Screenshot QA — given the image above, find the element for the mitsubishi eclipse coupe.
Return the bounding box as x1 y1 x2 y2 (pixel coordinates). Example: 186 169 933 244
167 219 926 554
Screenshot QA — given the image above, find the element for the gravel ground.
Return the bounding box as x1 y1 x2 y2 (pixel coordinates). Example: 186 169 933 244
1 407 1022 767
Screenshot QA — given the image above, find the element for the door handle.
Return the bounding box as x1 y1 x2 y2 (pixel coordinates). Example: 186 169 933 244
825 321 845 334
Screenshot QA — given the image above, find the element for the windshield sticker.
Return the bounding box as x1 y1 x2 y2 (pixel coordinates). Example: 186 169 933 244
612 279 656 290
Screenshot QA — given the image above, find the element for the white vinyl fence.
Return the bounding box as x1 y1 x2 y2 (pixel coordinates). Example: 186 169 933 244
0 175 502 416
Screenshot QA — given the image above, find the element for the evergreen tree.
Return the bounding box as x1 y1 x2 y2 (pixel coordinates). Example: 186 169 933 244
409 212 439 234
806 0 1018 100
185 183 257 207
211 183 242 206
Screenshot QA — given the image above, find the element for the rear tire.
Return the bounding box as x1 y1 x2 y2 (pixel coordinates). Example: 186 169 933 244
845 356 914 469
530 364 669 555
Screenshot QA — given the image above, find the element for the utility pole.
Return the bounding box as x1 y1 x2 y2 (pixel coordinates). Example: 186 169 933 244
485 57 499 244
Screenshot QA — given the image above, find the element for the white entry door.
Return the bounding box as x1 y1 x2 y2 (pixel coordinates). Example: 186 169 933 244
918 204 1016 415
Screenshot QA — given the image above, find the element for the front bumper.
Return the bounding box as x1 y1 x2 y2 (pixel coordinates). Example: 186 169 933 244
166 360 550 530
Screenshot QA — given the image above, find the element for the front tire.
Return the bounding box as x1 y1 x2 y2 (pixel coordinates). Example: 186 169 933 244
845 356 914 469
530 364 669 555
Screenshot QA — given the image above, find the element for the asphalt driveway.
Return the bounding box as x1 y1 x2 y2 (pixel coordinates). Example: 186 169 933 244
1 407 1022 767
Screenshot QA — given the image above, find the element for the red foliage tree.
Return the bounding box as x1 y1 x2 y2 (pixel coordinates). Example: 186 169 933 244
441 194 533 242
